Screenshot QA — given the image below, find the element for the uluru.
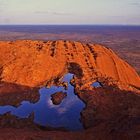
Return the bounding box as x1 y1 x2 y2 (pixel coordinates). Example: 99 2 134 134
0 40 139 90
0 40 140 140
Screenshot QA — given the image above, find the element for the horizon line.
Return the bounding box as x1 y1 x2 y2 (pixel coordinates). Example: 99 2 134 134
0 24 140 26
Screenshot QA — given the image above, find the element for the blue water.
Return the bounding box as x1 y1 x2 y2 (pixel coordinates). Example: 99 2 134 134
0 73 85 131
91 82 102 88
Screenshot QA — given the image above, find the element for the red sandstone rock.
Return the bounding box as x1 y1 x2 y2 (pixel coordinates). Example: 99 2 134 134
0 40 139 93
0 40 140 140
51 91 67 105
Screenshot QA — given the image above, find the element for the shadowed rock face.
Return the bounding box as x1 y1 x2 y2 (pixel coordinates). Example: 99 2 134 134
0 82 39 106
0 40 139 93
0 88 139 140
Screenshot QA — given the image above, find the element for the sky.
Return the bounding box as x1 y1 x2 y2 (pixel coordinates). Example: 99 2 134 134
0 0 140 25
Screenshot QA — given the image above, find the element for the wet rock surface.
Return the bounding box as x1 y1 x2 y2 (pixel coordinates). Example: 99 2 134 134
51 92 67 105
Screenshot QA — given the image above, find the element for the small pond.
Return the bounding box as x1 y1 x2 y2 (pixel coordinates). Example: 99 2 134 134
0 73 85 131
91 81 102 88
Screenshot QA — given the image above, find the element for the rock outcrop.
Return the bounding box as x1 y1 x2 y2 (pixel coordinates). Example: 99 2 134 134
0 40 140 140
51 91 67 105
0 40 139 93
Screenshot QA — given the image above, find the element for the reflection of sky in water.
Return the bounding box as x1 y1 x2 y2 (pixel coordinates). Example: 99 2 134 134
0 73 85 131
91 82 102 88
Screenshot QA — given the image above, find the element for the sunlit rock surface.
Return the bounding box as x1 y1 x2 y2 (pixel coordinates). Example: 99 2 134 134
0 40 139 92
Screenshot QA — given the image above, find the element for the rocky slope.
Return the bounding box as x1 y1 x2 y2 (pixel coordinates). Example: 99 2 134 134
0 40 139 91
0 40 140 140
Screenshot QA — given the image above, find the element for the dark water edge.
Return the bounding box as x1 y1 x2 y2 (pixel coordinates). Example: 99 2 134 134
0 73 85 131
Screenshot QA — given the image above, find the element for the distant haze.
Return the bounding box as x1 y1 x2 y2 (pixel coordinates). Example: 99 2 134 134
0 0 140 25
